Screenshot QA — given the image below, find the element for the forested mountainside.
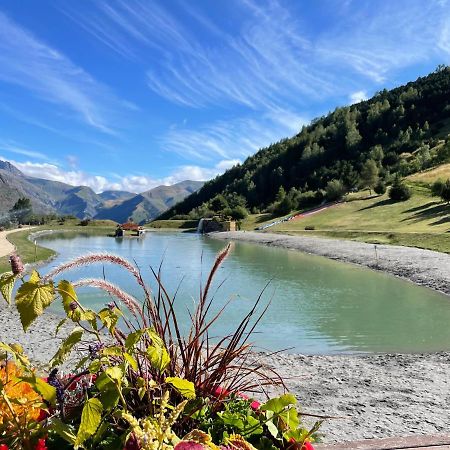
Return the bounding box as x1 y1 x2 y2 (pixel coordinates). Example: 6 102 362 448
158 66 450 220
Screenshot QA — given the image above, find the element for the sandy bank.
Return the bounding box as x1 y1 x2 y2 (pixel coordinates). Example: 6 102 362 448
212 231 450 296
0 226 35 258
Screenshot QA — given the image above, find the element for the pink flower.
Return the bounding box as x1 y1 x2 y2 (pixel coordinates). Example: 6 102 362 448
250 400 260 410
303 443 314 450
174 441 206 450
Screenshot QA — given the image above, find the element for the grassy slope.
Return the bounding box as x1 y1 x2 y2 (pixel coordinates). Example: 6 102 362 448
242 164 450 253
0 219 117 273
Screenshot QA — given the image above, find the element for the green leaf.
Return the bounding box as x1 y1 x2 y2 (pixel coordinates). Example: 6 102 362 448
165 377 196 399
16 279 55 331
125 329 146 349
50 418 77 444
58 280 78 315
0 272 16 305
261 394 297 414
123 352 138 371
96 372 120 410
147 345 170 372
29 270 40 283
0 342 30 368
55 318 67 336
35 378 57 405
75 397 103 448
105 366 123 384
98 308 119 333
50 327 83 367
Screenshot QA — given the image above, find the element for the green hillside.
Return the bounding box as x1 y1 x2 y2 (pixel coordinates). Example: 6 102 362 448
158 67 450 221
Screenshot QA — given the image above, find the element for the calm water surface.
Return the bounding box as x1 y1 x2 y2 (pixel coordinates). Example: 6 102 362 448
36 231 450 354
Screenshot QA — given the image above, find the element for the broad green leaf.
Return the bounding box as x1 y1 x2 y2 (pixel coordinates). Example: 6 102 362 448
147 344 170 372
34 378 57 406
29 270 40 283
50 418 76 444
0 342 30 368
165 377 196 399
105 366 123 383
102 346 123 357
96 372 120 410
124 352 138 371
58 280 78 315
98 308 119 333
0 272 16 305
261 393 296 414
50 327 83 367
75 397 103 448
16 280 55 331
125 329 146 349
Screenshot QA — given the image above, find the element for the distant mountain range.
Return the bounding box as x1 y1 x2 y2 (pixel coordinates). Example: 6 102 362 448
0 160 203 224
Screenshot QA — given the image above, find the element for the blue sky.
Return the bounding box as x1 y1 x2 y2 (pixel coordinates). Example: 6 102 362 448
0 0 449 193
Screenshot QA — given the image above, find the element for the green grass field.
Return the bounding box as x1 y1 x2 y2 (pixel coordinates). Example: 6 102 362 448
269 182 449 252
0 219 117 273
240 164 450 253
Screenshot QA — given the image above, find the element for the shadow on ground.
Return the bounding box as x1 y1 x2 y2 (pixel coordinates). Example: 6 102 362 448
401 201 449 225
358 198 396 211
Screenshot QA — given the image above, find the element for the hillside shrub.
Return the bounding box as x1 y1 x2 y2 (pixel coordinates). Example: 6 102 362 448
431 179 445 197
389 178 411 201
440 178 450 203
0 249 323 449
374 180 386 195
325 179 346 201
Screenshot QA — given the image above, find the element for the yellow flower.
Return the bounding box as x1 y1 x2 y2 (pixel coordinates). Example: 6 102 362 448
0 361 42 428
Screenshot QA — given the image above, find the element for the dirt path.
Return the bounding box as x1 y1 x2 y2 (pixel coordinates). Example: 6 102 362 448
0 227 34 258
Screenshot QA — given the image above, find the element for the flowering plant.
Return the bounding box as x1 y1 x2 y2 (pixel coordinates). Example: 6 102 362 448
0 246 322 449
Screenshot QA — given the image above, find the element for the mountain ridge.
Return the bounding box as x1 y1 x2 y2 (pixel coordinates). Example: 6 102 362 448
0 162 204 224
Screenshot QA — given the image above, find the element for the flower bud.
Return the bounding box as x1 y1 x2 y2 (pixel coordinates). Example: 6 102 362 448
9 253 24 276
69 301 78 311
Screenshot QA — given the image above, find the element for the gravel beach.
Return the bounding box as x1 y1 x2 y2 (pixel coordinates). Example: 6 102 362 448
0 231 449 444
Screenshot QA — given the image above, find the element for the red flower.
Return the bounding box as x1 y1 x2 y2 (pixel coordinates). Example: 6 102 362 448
303 443 314 450
0 445 9 450
35 438 48 450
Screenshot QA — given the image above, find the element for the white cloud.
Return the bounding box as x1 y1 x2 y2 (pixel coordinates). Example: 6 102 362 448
349 90 368 104
0 11 131 134
0 156 238 194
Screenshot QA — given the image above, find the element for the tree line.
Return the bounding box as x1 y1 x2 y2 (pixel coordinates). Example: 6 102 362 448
158 66 450 220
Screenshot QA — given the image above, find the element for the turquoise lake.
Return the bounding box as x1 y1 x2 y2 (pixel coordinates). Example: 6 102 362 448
35 231 450 355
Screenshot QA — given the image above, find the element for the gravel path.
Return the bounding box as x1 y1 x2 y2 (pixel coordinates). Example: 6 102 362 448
212 231 450 295
0 227 35 258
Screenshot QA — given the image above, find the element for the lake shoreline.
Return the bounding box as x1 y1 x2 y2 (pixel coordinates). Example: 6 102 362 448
211 231 450 296
1 230 449 443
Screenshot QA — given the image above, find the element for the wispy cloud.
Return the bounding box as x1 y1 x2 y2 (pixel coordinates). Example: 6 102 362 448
0 140 50 161
0 11 131 134
161 113 307 162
